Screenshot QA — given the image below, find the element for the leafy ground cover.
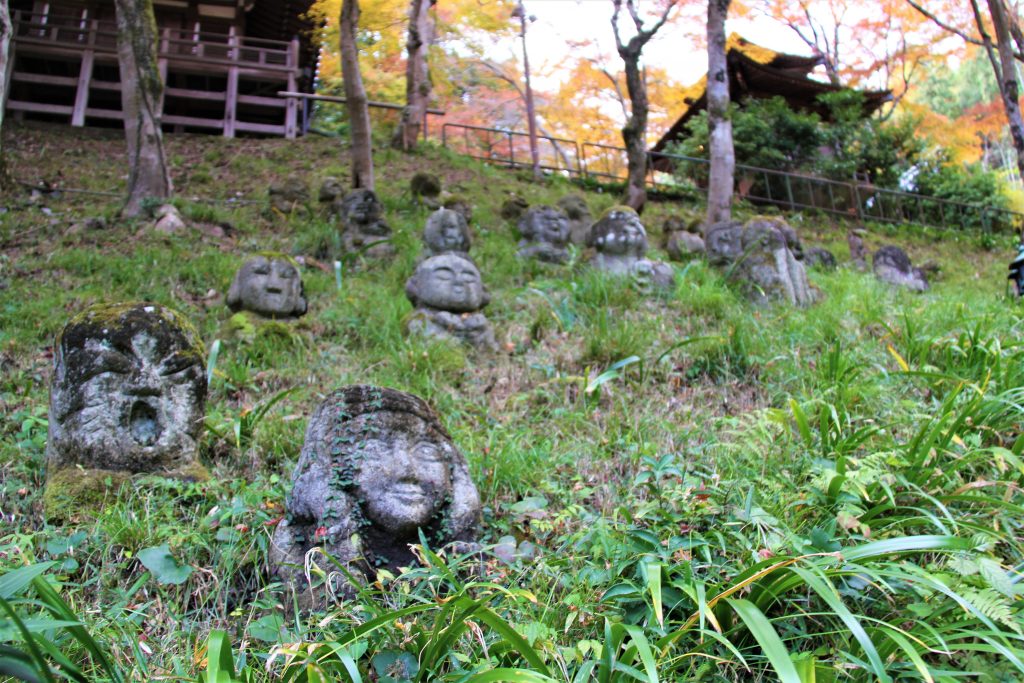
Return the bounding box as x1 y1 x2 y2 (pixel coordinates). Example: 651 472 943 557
1 122 1023 681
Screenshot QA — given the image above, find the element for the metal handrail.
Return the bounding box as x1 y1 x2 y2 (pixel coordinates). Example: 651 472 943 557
429 124 1020 232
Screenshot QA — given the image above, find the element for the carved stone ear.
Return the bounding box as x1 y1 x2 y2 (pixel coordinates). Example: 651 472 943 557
481 288 491 308
226 273 242 310
405 275 420 307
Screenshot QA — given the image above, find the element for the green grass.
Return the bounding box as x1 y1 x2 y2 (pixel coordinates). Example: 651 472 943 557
2 121 1024 681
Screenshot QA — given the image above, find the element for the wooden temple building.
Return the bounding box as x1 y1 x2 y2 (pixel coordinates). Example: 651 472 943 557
4 0 319 137
651 34 891 171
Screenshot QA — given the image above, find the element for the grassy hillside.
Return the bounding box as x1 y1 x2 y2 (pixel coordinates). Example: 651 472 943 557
2 122 1023 681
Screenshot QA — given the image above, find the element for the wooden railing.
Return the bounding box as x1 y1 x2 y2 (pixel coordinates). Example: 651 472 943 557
6 9 301 137
12 10 296 70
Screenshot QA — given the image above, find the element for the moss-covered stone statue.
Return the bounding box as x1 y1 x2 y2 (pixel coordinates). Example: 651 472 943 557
405 254 497 349
587 207 676 293
516 206 571 264
45 303 208 520
706 217 814 306
339 188 394 258
270 385 481 608
227 254 307 319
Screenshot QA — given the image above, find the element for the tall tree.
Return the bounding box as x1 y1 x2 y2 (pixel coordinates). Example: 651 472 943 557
978 0 1024 179
340 0 375 189
706 0 734 228
512 1 540 178
114 0 172 217
908 0 1024 177
611 0 677 212
392 0 435 150
0 0 13 191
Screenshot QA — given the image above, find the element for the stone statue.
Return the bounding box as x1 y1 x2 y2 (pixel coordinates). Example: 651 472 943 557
500 195 529 221
663 215 705 261
270 385 481 606
405 254 496 349
587 207 650 277
227 254 307 319
318 177 344 205
340 189 394 257
268 175 310 215
422 208 472 259
557 194 592 245
410 172 442 206
805 247 837 270
848 229 868 270
873 245 929 291
706 217 814 306
516 206 571 263
586 207 676 292
45 303 208 518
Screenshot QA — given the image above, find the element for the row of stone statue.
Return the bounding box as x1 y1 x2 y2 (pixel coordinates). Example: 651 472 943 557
44 302 479 607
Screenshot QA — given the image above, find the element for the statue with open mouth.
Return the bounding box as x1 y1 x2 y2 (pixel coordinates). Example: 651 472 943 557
45 302 208 519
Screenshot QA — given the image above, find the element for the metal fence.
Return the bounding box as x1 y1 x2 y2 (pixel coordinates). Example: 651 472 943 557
439 122 1023 232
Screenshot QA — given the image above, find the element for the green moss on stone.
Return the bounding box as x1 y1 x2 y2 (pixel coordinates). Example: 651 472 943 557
43 467 132 523
598 204 638 220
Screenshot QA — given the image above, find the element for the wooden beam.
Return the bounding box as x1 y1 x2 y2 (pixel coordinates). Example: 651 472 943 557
276 90 446 115
162 113 224 129
235 120 285 134
223 31 238 138
12 71 76 86
283 37 298 138
72 35 95 126
6 100 74 114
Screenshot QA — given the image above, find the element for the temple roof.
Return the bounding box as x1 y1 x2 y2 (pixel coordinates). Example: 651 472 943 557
652 34 891 154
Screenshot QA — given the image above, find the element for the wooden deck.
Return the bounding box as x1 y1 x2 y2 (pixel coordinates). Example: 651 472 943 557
4 10 304 137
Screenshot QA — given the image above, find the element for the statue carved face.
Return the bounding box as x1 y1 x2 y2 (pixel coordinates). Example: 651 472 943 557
520 206 570 246
227 256 307 318
350 411 455 535
406 254 488 312
557 195 589 220
48 303 206 474
593 211 648 256
424 209 471 254
342 189 382 226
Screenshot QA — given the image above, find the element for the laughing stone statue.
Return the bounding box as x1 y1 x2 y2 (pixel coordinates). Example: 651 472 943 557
405 253 496 349
516 206 571 264
227 254 307 319
270 385 481 606
45 303 208 519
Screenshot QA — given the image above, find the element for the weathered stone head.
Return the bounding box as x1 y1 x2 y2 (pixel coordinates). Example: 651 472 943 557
269 175 310 215
341 188 385 228
270 385 481 604
631 259 677 295
500 195 529 221
586 207 650 276
423 208 472 258
319 177 344 204
558 194 593 245
557 194 590 221
406 253 489 313
46 303 207 506
516 206 571 263
707 218 814 306
340 189 393 257
227 254 307 319
588 207 649 258
405 254 496 349
410 172 442 200
873 245 929 291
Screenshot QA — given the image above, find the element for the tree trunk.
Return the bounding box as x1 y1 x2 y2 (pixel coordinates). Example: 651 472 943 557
706 0 734 230
391 0 434 151
340 0 374 190
114 0 171 217
984 0 1024 180
610 0 675 213
0 0 13 192
620 52 648 211
514 1 541 179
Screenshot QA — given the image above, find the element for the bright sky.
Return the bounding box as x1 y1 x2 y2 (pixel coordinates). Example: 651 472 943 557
516 0 814 90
